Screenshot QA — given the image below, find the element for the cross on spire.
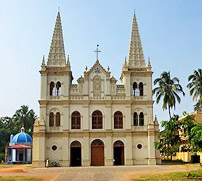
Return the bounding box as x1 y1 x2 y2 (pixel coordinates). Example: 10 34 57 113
94 44 101 60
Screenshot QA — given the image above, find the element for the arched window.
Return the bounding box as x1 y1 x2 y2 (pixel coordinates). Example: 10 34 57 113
71 111 81 129
133 112 138 126
70 141 81 147
56 82 61 96
49 112 54 127
139 82 143 96
114 140 124 147
139 112 144 126
56 112 60 126
91 139 104 146
133 82 137 96
92 110 102 129
114 111 123 129
50 82 55 96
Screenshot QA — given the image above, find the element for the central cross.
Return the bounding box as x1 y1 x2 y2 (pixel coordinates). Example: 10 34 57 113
94 44 101 60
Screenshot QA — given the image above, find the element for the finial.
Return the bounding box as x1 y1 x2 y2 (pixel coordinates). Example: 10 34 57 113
134 9 136 14
148 57 151 67
66 55 70 67
21 126 25 133
107 66 110 72
85 66 88 72
124 56 127 65
42 55 45 65
149 115 154 124
154 115 159 125
58 7 60 12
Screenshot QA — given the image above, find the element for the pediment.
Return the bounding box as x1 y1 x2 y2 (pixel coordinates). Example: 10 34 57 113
87 60 108 76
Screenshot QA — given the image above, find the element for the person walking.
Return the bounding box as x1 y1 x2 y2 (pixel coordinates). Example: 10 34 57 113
45 158 50 168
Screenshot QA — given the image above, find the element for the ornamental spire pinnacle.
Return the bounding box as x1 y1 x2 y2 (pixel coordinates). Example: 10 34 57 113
127 12 145 68
47 11 66 66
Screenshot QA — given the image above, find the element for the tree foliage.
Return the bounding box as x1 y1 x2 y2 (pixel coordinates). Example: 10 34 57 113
189 124 202 152
12 105 36 135
153 71 185 119
187 69 202 111
0 105 36 161
154 115 181 158
154 113 200 159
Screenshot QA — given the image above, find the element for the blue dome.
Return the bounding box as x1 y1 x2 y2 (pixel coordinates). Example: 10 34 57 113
12 127 32 144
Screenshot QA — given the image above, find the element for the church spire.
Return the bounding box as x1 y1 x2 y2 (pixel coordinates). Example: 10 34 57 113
127 12 145 68
47 12 66 66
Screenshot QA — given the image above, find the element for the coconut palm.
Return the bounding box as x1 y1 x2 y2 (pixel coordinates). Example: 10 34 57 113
187 69 202 111
12 105 36 135
153 71 185 119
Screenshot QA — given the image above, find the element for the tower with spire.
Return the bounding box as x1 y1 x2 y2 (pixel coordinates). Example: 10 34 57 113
33 11 160 168
121 12 153 99
47 12 66 66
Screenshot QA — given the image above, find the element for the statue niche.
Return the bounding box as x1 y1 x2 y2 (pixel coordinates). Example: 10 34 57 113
93 75 101 96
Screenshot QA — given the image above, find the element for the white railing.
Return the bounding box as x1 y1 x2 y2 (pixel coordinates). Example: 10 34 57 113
116 85 125 94
69 95 83 100
70 84 78 94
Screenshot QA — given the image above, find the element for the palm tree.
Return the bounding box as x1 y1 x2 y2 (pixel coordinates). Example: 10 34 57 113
187 69 202 111
12 105 36 135
153 71 185 119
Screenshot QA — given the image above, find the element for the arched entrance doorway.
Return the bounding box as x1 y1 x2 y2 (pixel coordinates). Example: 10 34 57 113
113 140 124 165
70 141 81 166
91 139 104 166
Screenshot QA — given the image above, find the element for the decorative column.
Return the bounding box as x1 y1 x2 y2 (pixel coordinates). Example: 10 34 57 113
32 118 46 167
154 115 161 164
105 133 113 166
63 105 69 131
83 104 89 130
105 104 112 130
125 105 132 130
83 133 90 166
125 133 133 165
147 116 156 165
61 132 69 166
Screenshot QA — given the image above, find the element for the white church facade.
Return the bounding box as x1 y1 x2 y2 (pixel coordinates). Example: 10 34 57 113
32 12 161 167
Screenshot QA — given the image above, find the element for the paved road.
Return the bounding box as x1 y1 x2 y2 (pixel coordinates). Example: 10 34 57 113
0 165 200 181
54 165 200 181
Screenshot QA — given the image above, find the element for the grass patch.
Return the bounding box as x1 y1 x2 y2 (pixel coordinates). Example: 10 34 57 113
134 169 202 181
0 176 41 181
162 160 188 165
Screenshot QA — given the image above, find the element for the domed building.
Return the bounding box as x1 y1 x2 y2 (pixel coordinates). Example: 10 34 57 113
6 127 32 164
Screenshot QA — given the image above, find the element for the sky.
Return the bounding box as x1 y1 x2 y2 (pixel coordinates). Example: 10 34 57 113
0 0 202 125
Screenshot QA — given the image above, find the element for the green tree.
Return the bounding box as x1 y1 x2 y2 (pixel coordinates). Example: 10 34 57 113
12 105 36 135
154 115 181 160
153 71 185 119
189 124 202 152
0 117 13 161
0 105 36 161
154 113 199 159
177 113 197 152
187 69 202 111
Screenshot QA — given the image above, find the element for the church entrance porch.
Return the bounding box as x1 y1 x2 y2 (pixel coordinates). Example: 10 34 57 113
113 141 124 165
70 141 81 166
91 139 104 166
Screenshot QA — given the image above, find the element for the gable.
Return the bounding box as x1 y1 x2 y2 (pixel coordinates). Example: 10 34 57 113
87 60 109 78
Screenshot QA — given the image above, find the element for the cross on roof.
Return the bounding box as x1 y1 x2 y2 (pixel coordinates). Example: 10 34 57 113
94 44 101 60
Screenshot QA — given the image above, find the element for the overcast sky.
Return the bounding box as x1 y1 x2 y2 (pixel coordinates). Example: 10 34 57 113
0 0 202 125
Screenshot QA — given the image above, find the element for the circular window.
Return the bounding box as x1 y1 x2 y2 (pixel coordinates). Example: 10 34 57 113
52 145 57 151
137 144 142 149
